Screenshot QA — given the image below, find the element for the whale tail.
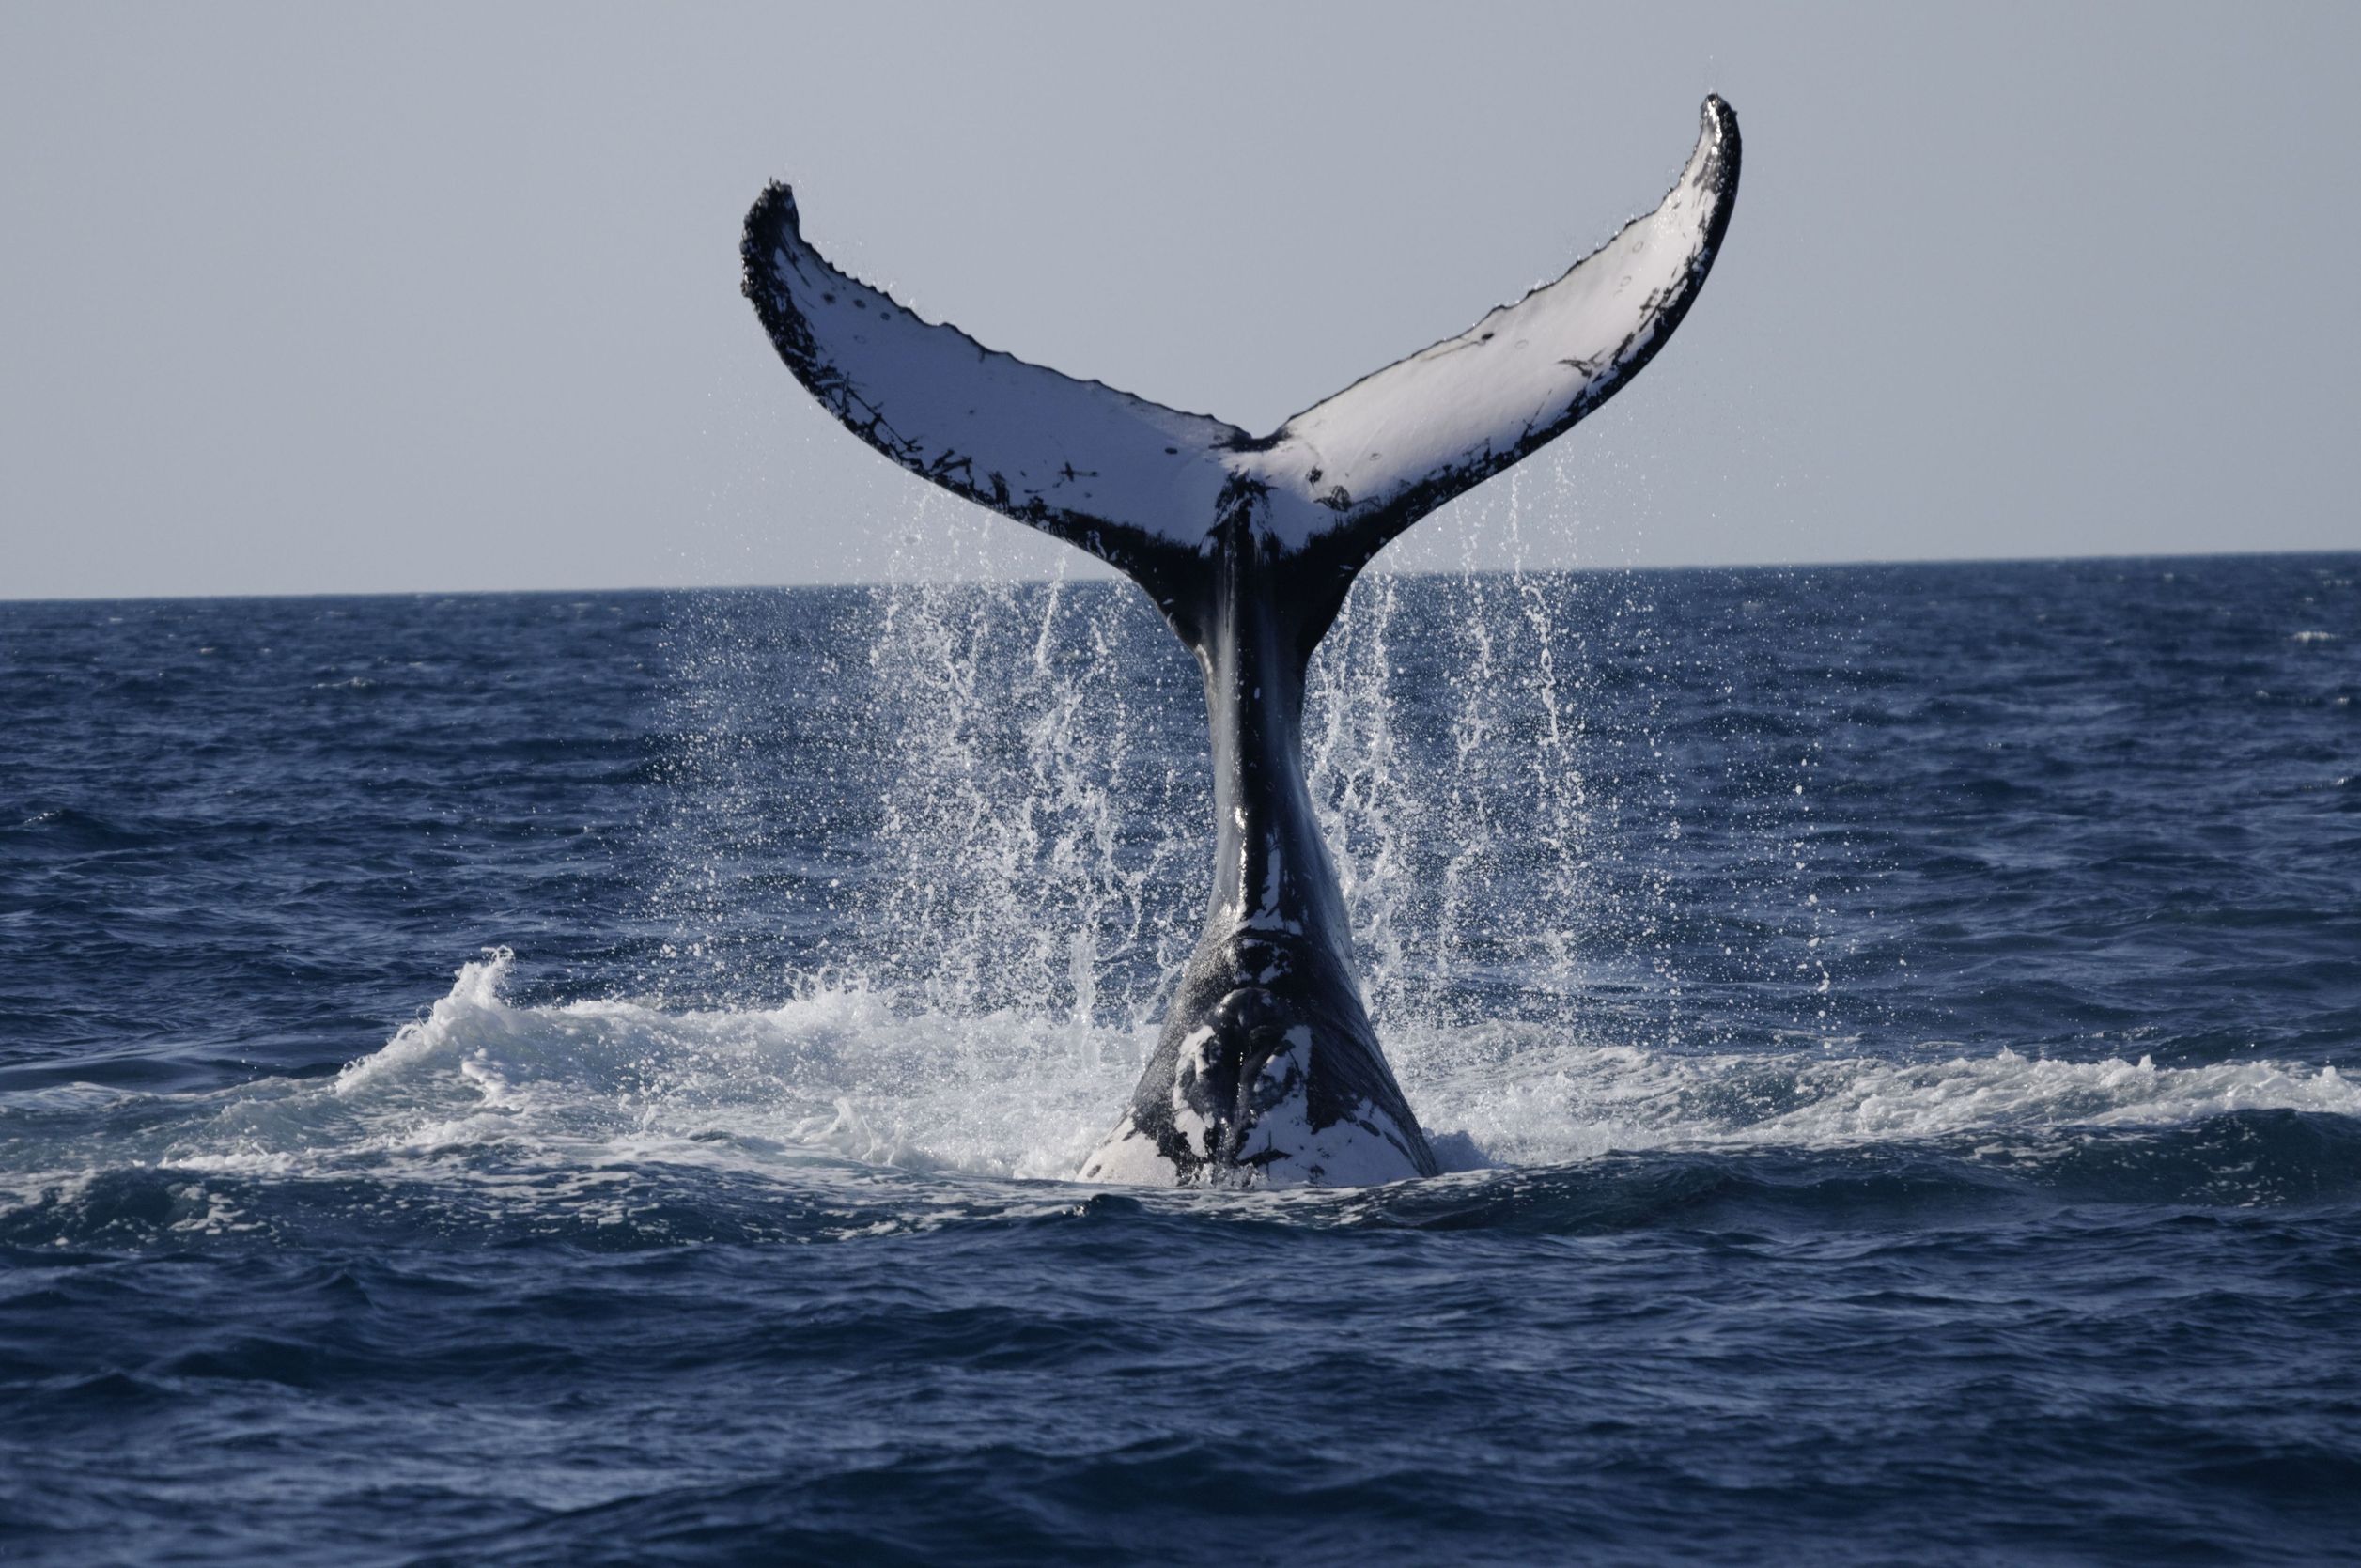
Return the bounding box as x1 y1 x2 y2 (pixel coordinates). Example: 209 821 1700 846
744 100 1742 1188
741 97 1740 658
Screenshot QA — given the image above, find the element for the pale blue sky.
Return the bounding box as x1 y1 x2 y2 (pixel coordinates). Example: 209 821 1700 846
4 1 2357 598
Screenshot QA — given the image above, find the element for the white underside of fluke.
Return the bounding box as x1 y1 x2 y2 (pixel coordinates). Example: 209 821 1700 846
744 98 1738 560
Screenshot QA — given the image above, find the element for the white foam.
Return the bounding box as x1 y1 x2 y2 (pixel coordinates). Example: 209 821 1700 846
8 953 2353 1219
1396 1026 2361 1169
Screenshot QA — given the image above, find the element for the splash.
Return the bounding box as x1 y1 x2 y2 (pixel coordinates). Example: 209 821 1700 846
1299 469 1816 1062
8 953 2355 1237
625 476 1856 1184
857 503 1200 1026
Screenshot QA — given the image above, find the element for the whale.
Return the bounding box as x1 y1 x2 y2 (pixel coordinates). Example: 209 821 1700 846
743 96 1740 1188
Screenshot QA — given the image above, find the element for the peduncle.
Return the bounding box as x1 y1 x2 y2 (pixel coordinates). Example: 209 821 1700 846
1192 527 1353 970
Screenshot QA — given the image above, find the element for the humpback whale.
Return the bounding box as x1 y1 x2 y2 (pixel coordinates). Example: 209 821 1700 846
743 97 1740 1188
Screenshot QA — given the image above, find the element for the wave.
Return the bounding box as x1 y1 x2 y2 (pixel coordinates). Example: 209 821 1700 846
3 951 2357 1251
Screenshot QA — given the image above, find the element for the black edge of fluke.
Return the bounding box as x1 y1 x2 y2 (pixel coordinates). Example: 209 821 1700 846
1645 93 1741 394
740 182 811 374
740 180 797 300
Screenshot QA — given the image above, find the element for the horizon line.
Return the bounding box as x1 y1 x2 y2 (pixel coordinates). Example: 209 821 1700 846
5 543 2354 609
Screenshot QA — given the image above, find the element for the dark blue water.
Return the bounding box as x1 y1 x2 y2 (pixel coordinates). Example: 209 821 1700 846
3 553 2357 1564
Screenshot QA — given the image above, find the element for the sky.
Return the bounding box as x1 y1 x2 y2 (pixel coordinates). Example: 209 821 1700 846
3 0 2357 600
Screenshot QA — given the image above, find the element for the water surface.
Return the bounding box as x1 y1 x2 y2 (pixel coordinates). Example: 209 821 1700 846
3 553 2357 1564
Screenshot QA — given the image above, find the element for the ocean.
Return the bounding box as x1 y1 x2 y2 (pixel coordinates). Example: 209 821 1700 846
2 550 2356 1564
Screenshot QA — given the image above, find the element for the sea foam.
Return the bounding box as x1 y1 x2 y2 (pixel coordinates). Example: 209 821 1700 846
12 950 2350 1224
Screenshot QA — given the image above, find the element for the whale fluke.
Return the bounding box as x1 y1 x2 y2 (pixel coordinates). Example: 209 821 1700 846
744 98 1741 1187
743 97 1736 644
